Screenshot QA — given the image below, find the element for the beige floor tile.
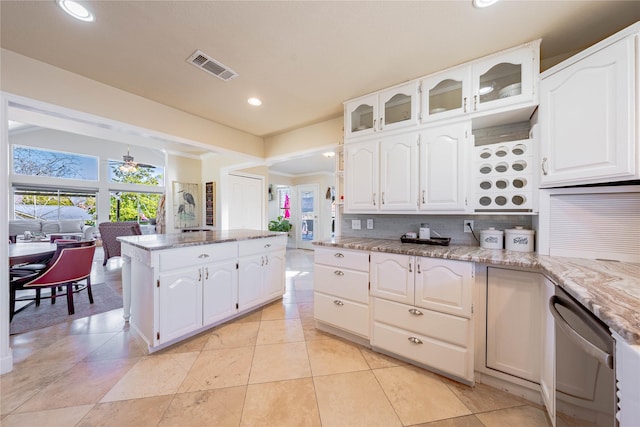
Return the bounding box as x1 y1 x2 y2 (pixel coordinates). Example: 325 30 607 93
14 333 116 367
294 289 315 303
314 371 402 427
443 379 527 413
159 386 246 427
0 361 76 416
256 318 305 345
158 331 211 355
296 301 315 320
1 404 94 427
476 405 552 427
178 347 254 392
260 301 300 320
373 365 472 425
82 330 148 361
249 341 311 384
241 378 321 427
306 337 370 376
14 358 138 413
100 352 198 402
301 321 333 341
234 308 263 323
77 396 173 427
203 321 260 350
415 414 486 427
360 347 404 369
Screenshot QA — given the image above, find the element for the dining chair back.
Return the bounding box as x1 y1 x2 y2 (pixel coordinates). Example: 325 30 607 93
9 240 97 321
98 222 142 266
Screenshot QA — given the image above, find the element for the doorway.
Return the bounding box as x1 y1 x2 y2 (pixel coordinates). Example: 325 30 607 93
297 184 319 250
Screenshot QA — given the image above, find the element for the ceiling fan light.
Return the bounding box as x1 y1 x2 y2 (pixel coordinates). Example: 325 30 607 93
57 0 95 22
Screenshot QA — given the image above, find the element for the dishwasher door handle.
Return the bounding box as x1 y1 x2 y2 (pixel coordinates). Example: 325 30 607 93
549 295 613 369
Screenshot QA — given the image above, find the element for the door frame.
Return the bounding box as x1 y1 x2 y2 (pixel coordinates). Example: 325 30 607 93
296 184 319 250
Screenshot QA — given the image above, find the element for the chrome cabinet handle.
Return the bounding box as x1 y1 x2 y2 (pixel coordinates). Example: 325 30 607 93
205 267 209 280
542 157 549 176
409 262 412 273
379 117 384 131
408 336 423 344
264 243 271 248
382 192 385 205
261 256 264 266
473 95 478 110
333 300 344 306
198 254 210 259
265 255 269 266
422 190 426 204
334 252 344 258
463 97 468 113
334 270 344 276
198 269 202 281
373 193 376 206
408 308 423 316
417 263 421 274
373 119 377 131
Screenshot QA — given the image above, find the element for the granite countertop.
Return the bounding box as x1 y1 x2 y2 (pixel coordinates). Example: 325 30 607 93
314 237 640 345
117 229 287 251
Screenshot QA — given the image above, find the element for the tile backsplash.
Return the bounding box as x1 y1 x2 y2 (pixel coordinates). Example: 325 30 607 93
340 214 534 246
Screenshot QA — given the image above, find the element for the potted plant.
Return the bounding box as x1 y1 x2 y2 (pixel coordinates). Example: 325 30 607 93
268 215 292 233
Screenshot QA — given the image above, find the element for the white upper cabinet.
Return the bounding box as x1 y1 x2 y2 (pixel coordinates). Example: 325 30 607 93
539 26 638 187
380 133 419 211
419 122 469 211
344 140 379 212
345 81 420 138
421 41 540 125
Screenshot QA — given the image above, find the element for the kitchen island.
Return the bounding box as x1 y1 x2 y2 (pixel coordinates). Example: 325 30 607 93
119 229 287 352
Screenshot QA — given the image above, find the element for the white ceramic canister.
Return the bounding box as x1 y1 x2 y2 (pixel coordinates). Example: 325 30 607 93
419 223 430 240
480 227 504 249
504 226 535 252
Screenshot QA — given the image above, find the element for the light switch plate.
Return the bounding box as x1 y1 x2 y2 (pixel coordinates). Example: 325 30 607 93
352 219 361 230
367 218 374 229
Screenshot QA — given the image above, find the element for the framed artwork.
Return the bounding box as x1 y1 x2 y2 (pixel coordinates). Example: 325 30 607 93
173 181 200 228
205 181 216 226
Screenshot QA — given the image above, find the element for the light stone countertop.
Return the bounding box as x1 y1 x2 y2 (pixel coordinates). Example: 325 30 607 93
117 229 287 251
313 237 640 345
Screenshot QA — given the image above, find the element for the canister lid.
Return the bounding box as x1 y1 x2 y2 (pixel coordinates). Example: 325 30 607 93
505 227 534 235
481 227 503 235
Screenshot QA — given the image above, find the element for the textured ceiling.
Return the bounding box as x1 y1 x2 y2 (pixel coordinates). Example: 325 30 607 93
2 1 639 174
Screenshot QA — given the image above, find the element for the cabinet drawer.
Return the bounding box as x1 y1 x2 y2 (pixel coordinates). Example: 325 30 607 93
314 247 369 271
314 265 369 304
373 298 469 347
314 292 369 338
158 242 238 272
372 322 470 380
238 236 287 256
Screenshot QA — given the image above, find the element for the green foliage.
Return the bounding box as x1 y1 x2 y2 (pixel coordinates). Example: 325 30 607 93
268 215 292 232
110 165 163 222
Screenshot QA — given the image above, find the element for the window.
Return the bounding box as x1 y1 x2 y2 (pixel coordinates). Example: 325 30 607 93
12 145 99 181
13 187 97 225
110 191 162 224
108 160 164 187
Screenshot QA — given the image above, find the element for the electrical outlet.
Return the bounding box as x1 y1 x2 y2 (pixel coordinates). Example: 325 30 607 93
464 220 474 233
352 219 361 230
367 218 374 229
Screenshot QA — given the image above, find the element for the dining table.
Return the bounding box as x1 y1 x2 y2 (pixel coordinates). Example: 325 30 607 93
9 242 56 267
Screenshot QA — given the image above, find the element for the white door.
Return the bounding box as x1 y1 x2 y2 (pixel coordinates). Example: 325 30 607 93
297 184 319 250
228 174 264 230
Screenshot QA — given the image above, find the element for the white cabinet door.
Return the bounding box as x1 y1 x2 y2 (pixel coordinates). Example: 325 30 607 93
379 81 420 133
486 267 543 383
370 252 414 305
345 140 379 212
263 251 285 301
202 260 238 327
158 267 202 344
540 36 636 187
419 122 468 211
379 132 419 211
421 66 472 123
415 257 473 318
540 277 555 423
238 254 264 312
344 94 378 138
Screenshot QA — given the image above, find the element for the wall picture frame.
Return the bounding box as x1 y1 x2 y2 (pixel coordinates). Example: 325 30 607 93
173 181 201 228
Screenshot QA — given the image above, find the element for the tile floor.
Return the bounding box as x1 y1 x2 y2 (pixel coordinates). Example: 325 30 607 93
1 249 552 426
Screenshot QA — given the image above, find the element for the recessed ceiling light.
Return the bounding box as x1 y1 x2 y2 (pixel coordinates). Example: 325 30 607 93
57 0 95 22
323 152 335 158
473 0 499 8
248 97 262 106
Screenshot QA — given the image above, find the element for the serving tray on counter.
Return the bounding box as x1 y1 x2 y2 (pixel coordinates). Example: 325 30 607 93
400 235 451 246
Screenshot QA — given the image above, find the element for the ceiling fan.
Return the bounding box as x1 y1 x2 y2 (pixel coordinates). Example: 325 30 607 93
118 147 155 172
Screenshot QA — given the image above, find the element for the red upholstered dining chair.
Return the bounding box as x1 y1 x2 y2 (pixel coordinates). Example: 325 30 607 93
9 240 97 321
98 222 142 266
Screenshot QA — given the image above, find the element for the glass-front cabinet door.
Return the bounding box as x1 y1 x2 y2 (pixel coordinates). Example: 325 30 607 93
345 94 378 138
379 81 419 132
421 67 471 123
471 46 536 113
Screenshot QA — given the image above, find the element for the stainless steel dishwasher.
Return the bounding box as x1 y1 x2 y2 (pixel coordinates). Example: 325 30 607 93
550 287 617 426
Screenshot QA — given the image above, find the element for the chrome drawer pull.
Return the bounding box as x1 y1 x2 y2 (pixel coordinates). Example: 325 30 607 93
333 300 344 306
264 243 271 248
198 254 210 258
408 308 423 316
334 270 344 276
408 337 423 345
334 253 344 258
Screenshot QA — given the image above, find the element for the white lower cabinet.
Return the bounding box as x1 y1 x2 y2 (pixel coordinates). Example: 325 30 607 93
485 267 544 383
158 266 203 344
313 247 370 339
238 237 287 312
203 259 238 326
370 252 474 382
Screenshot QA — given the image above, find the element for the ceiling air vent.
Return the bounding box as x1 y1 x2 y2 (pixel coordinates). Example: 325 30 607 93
186 50 238 82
